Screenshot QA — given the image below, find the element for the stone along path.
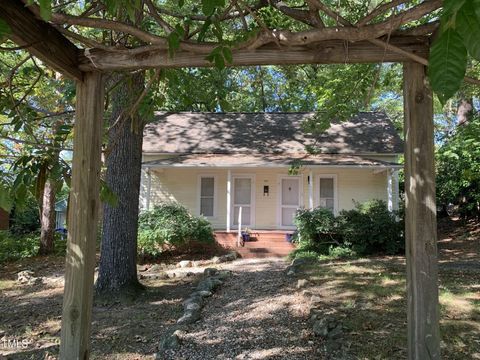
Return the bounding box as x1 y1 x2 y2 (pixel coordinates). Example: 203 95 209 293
163 258 317 360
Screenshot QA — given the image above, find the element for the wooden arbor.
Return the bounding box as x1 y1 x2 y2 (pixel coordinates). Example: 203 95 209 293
0 1 441 359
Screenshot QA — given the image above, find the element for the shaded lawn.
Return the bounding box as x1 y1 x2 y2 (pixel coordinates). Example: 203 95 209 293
0 256 193 359
0 217 478 359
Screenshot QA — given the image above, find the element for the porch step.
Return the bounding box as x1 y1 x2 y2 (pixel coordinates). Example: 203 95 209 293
215 231 295 258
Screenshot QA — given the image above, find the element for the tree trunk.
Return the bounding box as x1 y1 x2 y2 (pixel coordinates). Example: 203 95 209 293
457 98 473 126
95 72 145 294
38 178 56 255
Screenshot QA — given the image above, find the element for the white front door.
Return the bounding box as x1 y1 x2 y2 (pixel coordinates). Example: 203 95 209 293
280 177 301 227
232 176 254 227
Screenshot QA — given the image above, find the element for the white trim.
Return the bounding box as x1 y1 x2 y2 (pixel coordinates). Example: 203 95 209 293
142 163 402 170
226 170 231 232
231 174 256 228
308 170 314 210
197 174 218 219
316 174 338 215
277 175 303 229
146 167 152 211
387 169 393 212
393 169 400 211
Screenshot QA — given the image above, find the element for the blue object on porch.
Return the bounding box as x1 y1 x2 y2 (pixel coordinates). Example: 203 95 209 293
241 232 250 242
285 233 294 242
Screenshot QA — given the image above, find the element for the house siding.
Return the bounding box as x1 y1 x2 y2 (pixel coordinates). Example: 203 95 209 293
140 166 397 230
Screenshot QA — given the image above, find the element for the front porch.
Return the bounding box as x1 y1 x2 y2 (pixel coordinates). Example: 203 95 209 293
215 230 295 258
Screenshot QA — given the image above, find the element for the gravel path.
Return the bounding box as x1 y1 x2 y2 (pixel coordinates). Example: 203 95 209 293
164 258 316 360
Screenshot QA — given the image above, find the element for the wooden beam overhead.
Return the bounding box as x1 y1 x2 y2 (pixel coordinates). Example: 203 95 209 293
0 0 83 81
79 36 429 71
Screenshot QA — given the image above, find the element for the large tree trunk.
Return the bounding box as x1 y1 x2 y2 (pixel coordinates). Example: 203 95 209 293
38 178 56 255
95 72 145 294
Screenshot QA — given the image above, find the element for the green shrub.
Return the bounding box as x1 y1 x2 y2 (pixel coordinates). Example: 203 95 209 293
0 231 38 262
293 207 340 253
137 203 215 257
338 200 404 255
292 200 404 258
0 231 67 263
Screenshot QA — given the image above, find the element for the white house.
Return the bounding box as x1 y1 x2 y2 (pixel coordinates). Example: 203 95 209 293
139 112 402 231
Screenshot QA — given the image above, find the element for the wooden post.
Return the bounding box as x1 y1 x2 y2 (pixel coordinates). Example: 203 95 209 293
60 72 104 359
403 62 440 360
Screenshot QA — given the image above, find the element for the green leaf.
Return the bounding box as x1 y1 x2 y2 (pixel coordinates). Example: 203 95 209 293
455 1 480 60
428 28 467 104
39 0 52 21
442 0 466 18
178 0 185 8
100 180 118 207
202 0 225 16
0 184 13 212
167 32 180 57
0 19 10 41
222 46 233 64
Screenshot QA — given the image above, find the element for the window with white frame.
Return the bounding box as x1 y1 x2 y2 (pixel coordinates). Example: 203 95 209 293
199 176 215 217
318 176 336 212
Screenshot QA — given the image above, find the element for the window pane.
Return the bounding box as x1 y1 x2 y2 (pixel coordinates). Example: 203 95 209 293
234 178 251 205
320 178 334 198
282 208 296 226
282 179 299 206
233 206 251 225
201 177 215 197
326 198 334 210
200 197 214 217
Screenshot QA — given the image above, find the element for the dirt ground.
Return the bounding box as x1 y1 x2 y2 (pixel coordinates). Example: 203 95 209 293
0 217 478 359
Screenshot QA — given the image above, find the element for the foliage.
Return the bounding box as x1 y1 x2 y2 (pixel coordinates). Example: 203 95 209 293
0 230 66 263
9 197 40 235
428 0 480 103
137 202 215 257
293 200 404 258
293 207 338 254
437 115 480 218
337 200 404 255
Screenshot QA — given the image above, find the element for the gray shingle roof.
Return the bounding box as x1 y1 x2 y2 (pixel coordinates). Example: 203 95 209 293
143 111 403 155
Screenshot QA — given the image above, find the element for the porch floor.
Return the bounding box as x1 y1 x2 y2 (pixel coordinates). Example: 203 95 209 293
215 230 295 258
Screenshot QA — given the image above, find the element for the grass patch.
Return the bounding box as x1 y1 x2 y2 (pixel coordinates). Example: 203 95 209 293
300 258 480 359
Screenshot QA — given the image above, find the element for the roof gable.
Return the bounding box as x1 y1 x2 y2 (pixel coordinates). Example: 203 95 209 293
143 112 403 155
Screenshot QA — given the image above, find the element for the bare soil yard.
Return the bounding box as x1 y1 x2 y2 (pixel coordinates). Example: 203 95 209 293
0 218 478 359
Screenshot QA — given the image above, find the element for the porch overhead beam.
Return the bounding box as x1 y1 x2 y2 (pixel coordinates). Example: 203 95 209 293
79 36 429 71
0 0 83 81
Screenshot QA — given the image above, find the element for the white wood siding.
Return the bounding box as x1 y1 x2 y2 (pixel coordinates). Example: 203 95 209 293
139 167 393 230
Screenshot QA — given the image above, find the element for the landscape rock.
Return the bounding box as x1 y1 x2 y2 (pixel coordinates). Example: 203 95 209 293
192 290 212 298
311 295 322 304
156 328 182 357
196 277 223 292
327 324 343 339
215 270 233 280
204 268 218 277
291 258 309 267
177 309 201 325
286 267 296 276
17 270 43 285
312 318 330 337
297 279 310 289
177 260 192 268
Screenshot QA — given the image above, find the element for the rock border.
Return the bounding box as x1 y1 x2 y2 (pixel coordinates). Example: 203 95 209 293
155 267 233 358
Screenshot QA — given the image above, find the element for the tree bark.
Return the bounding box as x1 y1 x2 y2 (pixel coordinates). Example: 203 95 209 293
95 72 145 294
38 178 57 255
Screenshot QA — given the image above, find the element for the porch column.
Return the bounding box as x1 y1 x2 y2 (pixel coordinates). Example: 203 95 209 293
393 169 399 211
403 62 440 359
387 169 393 212
308 170 314 209
226 169 231 232
146 167 152 211
60 72 104 359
